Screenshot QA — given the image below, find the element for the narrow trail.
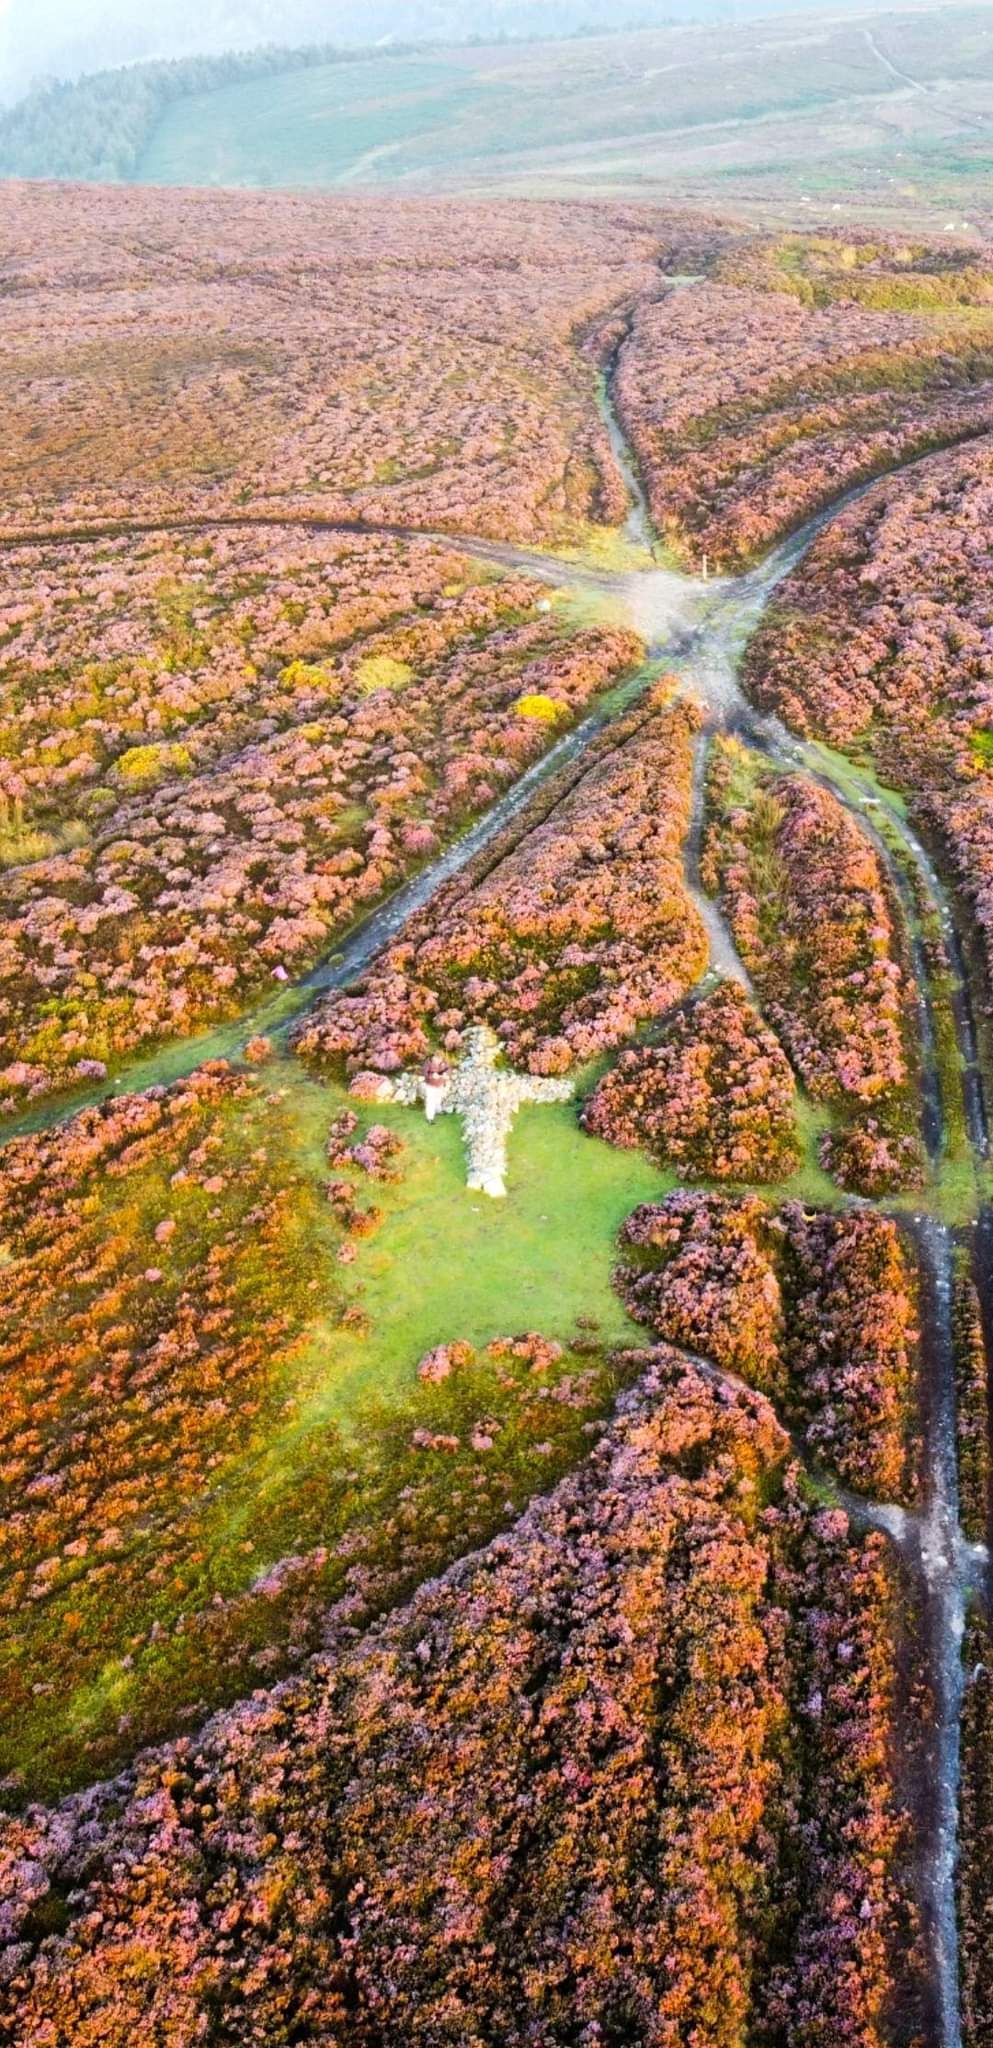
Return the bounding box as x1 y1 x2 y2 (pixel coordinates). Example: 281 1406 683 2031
914 1215 970 2048
0 663 659 1144
597 329 657 558
4 305 993 2046
863 24 932 96
684 730 755 993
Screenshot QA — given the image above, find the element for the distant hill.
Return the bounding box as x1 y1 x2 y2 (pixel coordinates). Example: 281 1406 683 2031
0 0 926 104
0 5 875 183
4 2 993 237
0 46 378 182
0 1 832 103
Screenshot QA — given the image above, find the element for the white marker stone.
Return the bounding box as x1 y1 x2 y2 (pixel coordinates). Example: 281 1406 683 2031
375 1025 573 1197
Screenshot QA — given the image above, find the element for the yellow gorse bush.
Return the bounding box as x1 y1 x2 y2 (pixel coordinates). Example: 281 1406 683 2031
512 692 564 723
114 741 194 789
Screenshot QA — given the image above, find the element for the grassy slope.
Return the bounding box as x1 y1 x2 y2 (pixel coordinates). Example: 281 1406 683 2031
135 32 863 190
137 54 477 188
286 1061 664 1408
132 13 993 230
4 1026 846 1793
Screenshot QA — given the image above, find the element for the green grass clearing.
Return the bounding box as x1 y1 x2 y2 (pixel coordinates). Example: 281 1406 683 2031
280 1058 666 1417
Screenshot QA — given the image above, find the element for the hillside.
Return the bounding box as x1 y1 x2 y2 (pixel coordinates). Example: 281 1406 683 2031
5 7 993 231
129 6 993 234
0 0 860 104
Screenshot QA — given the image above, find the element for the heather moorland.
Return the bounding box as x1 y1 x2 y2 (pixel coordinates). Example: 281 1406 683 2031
2 175 993 2048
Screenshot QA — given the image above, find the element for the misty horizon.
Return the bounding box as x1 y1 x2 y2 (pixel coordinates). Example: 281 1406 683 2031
0 0 965 100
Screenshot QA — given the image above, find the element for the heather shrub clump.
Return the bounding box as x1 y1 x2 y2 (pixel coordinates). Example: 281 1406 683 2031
617 1191 917 1498
298 696 707 1079
820 1119 925 1196
613 234 993 567
513 691 564 722
584 981 800 1182
113 740 194 788
0 1350 915 2047
701 740 924 1192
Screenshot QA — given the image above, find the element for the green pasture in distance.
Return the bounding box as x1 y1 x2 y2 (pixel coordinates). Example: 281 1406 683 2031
136 55 481 188
134 37 842 194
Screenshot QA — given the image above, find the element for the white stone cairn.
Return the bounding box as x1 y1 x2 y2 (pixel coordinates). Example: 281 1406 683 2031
379 1025 573 1198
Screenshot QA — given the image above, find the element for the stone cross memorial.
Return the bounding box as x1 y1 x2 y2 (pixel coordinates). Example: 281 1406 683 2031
363 1024 574 1198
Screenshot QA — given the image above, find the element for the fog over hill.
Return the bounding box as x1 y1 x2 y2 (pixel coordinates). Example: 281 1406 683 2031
0 0 920 100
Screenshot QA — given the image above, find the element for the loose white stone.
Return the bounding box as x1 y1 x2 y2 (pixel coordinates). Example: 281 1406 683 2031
377 1025 573 1196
